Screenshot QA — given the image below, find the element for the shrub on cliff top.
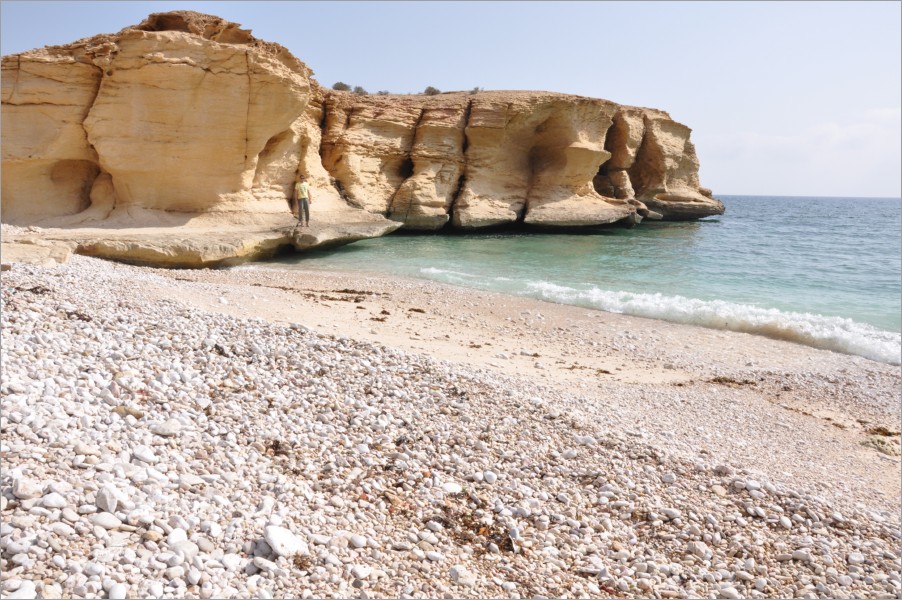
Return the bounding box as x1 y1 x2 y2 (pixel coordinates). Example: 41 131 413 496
332 82 351 91
353 86 368 95
424 86 441 96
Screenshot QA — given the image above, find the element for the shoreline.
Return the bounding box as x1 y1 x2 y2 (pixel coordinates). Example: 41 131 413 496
253 255 902 367
2 255 900 599
178 261 902 504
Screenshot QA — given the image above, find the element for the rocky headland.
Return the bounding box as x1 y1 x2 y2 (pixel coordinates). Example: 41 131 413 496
2 11 724 268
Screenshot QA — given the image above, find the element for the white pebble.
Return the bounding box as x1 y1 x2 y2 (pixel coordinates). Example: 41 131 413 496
351 565 372 580
442 482 463 494
90 512 121 530
132 445 157 464
12 477 42 500
41 492 67 509
264 526 309 557
450 564 477 586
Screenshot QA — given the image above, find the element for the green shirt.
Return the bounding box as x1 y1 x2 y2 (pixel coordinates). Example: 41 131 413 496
295 181 309 200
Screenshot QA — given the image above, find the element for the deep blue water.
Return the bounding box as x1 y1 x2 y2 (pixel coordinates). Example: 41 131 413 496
251 196 902 364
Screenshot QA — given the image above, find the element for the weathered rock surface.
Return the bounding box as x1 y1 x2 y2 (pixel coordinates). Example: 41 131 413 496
319 91 724 231
1 10 723 267
1 211 399 269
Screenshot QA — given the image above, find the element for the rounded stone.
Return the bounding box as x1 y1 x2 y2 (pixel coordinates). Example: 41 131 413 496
350 534 367 549
41 492 67 509
441 482 462 494
90 512 121 530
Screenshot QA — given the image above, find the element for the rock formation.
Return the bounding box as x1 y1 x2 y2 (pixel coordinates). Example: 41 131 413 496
319 92 725 232
1 11 724 267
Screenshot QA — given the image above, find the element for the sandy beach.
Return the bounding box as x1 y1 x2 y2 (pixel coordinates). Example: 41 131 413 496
1 255 899 599
155 259 902 512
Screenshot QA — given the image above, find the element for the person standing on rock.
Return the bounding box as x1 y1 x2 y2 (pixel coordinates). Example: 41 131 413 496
293 174 313 227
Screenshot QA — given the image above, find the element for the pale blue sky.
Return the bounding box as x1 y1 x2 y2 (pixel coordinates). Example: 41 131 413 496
2 1 900 197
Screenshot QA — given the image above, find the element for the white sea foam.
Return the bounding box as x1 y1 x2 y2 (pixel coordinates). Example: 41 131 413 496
421 267 513 284
525 281 902 365
420 267 476 279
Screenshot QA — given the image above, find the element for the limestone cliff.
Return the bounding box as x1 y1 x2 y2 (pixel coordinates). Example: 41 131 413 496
1 11 723 267
319 92 723 231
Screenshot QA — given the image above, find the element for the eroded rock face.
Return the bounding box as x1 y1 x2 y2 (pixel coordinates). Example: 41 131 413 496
1 11 723 267
318 92 724 230
453 94 630 229
1 55 102 222
2 11 314 222
83 30 308 213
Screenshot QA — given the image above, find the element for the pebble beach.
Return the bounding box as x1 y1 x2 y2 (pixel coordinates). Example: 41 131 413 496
1 255 900 599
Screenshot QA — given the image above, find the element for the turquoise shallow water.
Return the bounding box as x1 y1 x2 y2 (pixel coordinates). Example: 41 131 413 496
254 196 902 365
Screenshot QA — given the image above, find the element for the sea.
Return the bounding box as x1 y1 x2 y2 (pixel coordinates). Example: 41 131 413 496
255 196 902 365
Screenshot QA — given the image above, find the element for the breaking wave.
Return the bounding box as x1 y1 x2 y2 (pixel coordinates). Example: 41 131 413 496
522 281 901 365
